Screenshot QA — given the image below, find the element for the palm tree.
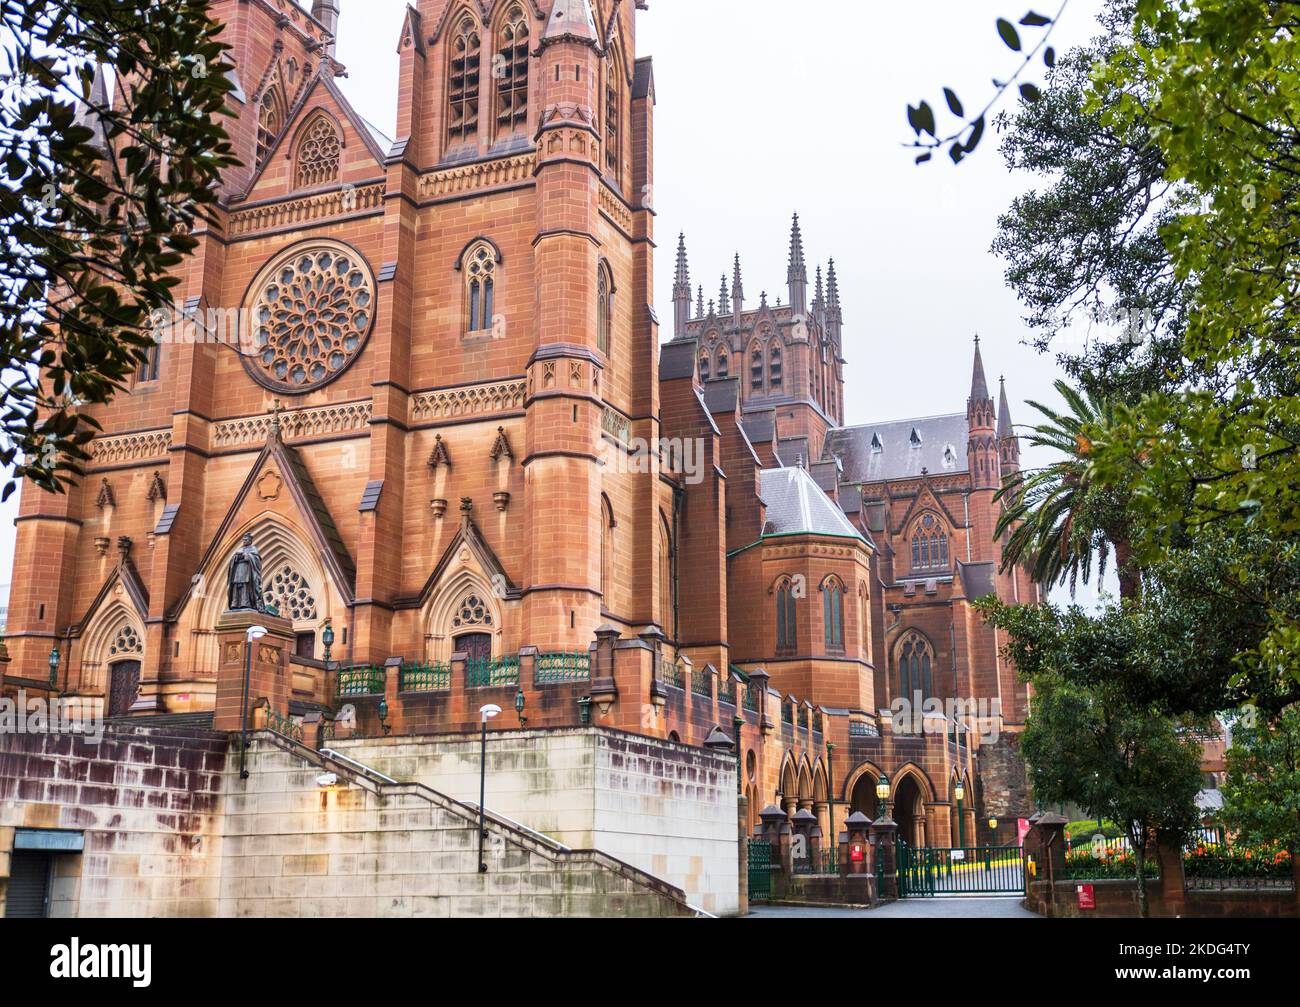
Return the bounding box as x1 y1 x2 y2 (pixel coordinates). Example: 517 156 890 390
995 380 1140 600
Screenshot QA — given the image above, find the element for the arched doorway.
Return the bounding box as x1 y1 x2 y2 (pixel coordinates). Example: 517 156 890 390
893 774 926 846
849 771 884 820
107 660 141 717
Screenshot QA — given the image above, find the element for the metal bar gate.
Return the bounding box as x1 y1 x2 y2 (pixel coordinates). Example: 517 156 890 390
899 843 1025 896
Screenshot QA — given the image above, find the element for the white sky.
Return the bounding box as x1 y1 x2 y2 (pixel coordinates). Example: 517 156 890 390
0 0 1118 611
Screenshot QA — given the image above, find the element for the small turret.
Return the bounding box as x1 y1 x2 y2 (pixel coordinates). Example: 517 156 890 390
966 336 999 489
998 375 1020 475
311 0 341 57
731 253 744 324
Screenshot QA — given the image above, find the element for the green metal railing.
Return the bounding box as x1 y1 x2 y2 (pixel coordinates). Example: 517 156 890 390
718 674 737 706
793 847 839 876
691 667 712 697
748 839 772 901
743 683 759 712
660 658 684 690
813 709 823 734
265 709 303 743
465 656 520 688
535 651 591 684
337 664 386 697
400 662 451 692
782 701 794 725
849 720 876 738
899 843 1024 896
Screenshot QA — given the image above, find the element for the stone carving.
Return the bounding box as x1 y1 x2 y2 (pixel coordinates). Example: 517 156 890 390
409 378 526 424
226 533 266 613
88 429 172 467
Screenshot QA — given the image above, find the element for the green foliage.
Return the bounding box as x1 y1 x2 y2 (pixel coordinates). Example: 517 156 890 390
1222 706 1300 855
995 379 1136 597
0 1 237 499
1078 1 1300 691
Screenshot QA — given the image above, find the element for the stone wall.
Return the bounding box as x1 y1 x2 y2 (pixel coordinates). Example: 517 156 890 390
1026 879 1299 919
0 724 708 918
337 727 739 915
0 725 227 917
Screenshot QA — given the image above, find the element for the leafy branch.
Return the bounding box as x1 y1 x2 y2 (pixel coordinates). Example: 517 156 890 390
906 2 1070 165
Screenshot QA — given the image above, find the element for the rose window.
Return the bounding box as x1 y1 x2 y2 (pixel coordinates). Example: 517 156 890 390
244 242 375 392
109 624 142 657
264 564 319 623
452 594 492 628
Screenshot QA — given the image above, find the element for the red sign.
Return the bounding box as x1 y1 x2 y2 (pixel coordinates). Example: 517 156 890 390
850 843 864 862
1017 818 1032 846
1077 883 1096 910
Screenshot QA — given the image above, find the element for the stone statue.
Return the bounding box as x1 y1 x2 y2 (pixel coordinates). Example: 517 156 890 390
226 533 265 612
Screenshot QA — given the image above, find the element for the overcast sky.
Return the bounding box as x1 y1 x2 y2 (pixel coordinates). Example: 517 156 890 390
0 0 1119 611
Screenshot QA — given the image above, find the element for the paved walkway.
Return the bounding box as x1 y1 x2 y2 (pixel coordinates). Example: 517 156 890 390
747 896 1039 918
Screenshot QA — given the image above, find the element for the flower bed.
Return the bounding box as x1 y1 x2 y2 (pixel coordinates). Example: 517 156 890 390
1184 843 1291 880
1063 845 1161 880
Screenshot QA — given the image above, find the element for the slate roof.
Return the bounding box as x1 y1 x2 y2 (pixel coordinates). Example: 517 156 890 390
823 413 968 484
759 467 865 541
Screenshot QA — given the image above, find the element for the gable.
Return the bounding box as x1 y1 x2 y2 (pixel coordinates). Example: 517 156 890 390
239 71 389 204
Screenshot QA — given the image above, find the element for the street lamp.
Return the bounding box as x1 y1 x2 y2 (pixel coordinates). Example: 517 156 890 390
238 624 268 780
477 703 502 873
953 777 966 849
377 697 391 736
321 620 335 666
47 644 60 689
514 684 527 726
876 772 891 819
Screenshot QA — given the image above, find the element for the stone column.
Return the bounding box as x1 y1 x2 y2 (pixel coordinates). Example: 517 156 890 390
213 611 294 733
870 814 899 899
1022 811 1067 900
843 811 871 876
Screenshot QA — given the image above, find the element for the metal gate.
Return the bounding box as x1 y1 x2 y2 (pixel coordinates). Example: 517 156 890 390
747 839 772 902
899 843 1024 896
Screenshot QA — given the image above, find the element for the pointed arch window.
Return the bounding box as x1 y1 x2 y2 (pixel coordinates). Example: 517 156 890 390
495 6 529 136
768 342 783 390
715 348 729 379
601 495 615 607
699 352 710 381
822 577 844 651
596 260 614 355
910 512 950 572
775 578 798 653
659 514 675 640
256 83 287 168
294 113 341 189
604 49 623 184
461 239 499 335
750 342 765 393
448 16 482 145
897 631 934 701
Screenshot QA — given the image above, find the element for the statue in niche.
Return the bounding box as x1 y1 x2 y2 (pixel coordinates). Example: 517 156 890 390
226 533 266 613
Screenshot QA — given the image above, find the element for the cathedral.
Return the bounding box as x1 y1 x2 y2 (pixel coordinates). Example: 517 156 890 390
2 0 1039 909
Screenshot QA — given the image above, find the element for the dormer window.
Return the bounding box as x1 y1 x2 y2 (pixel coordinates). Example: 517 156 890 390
870 432 883 454
909 427 923 448
942 444 957 468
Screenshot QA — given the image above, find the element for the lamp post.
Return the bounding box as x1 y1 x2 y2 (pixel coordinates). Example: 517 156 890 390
47 644 60 690
876 772 891 820
377 697 391 736
514 684 527 726
734 715 745 795
477 703 502 872
953 777 966 849
321 620 335 667
826 741 836 842
238 624 268 780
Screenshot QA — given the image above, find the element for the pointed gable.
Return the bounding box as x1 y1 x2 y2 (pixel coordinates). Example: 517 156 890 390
238 70 390 203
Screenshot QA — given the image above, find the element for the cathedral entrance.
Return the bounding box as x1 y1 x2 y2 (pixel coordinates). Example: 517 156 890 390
107 661 141 717
454 633 492 662
893 775 925 846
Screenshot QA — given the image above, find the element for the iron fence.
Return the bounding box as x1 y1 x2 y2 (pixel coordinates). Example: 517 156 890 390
400 662 450 692
466 656 520 688
337 664 385 697
535 651 591 684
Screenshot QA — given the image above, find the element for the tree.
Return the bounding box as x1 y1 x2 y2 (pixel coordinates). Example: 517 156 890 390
0 1 236 499
1222 706 1300 894
995 379 1139 598
1080 1 1300 695
1017 670 1203 917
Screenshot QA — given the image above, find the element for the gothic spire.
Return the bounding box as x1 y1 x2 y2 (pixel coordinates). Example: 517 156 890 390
731 253 744 316
787 213 808 314
970 334 991 403
696 285 705 318
672 233 691 338
814 264 824 309
719 274 730 315
540 0 599 47
826 258 841 313
73 62 111 151
997 374 1014 439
